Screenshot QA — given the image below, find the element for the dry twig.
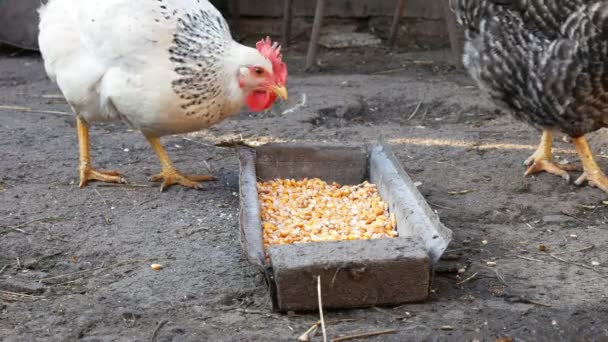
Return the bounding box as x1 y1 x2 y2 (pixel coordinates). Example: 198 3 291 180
52 278 84 287
516 255 544 263
94 189 109 207
150 320 168 342
203 160 214 174
298 321 320 342
507 296 552 307
407 101 423 120
0 105 71 116
455 271 479 286
1 216 68 235
524 299 551 307
331 329 398 342
448 189 475 195
181 136 214 147
41 94 65 99
492 268 507 285
40 258 164 283
95 183 151 189
317 276 327 342
549 254 594 270
550 245 594 256
282 93 307 115
0 290 45 301
427 201 455 210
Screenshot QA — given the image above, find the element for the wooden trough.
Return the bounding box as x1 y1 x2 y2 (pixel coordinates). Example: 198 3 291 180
238 142 452 312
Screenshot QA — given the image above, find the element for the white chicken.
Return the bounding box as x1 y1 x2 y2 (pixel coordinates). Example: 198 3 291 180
38 0 288 191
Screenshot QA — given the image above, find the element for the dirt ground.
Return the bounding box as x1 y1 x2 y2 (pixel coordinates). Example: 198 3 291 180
1 38 608 342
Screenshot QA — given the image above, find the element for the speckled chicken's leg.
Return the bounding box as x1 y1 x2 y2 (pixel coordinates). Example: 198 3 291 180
572 136 608 192
524 130 577 181
145 136 217 192
76 116 126 188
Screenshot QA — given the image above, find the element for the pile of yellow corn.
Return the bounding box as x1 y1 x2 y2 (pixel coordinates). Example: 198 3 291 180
257 178 398 250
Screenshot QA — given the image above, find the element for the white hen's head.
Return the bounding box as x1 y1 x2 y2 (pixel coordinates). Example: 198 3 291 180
233 38 288 112
169 9 288 117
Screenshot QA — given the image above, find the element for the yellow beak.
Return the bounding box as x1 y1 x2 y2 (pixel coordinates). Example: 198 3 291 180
272 85 288 100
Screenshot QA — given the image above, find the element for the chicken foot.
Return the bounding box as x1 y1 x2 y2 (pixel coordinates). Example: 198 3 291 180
77 116 126 188
572 136 608 193
145 136 217 192
524 130 577 181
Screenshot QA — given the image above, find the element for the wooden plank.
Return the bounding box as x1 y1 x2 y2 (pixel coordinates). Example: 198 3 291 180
229 0 241 35
305 0 327 71
239 0 444 20
0 0 40 50
388 0 407 46
254 143 368 184
270 237 430 311
281 0 294 46
442 0 464 67
237 147 266 267
370 144 452 263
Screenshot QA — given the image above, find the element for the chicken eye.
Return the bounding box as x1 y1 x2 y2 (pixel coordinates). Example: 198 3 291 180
254 67 264 75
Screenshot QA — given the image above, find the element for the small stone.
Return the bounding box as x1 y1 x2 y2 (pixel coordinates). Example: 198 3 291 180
486 261 497 267
3 277 46 295
569 234 578 240
542 215 574 224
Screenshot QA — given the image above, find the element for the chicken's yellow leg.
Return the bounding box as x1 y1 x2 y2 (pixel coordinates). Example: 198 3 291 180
572 136 608 192
146 136 216 192
77 116 126 188
524 130 577 181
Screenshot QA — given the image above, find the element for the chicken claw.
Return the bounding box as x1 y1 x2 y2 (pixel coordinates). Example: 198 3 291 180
146 136 216 192
524 159 576 181
524 130 577 181
77 116 126 188
149 171 216 192
79 168 126 188
572 136 608 193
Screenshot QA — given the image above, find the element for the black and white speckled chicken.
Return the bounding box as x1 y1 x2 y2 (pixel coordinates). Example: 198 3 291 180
38 0 288 191
452 0 608 192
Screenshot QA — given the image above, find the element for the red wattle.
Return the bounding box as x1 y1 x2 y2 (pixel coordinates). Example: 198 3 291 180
246 91 277 112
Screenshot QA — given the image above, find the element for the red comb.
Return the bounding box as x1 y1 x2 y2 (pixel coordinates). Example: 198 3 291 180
256 37 287 85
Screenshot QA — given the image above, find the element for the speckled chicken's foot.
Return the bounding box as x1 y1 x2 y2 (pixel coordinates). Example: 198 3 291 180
524 130 577 181
146 136 217 192
572 136 608 193
77 116 126 188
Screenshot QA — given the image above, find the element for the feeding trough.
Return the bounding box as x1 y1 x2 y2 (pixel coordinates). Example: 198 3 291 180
238 142 452 312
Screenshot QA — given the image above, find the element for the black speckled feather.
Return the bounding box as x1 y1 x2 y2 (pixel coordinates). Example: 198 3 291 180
165 4 231 117
452 0 608 137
